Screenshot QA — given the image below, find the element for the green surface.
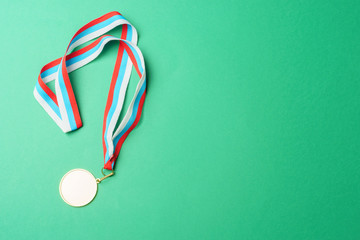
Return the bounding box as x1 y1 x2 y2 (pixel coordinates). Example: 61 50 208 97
0 0 359 239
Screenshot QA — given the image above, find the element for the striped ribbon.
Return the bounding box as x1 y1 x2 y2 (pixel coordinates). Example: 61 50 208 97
33 11 146 170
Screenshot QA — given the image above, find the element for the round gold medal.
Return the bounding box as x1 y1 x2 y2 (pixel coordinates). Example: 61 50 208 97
59 169 98 207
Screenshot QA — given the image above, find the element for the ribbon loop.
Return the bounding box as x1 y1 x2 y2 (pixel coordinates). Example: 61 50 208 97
34 12 147 170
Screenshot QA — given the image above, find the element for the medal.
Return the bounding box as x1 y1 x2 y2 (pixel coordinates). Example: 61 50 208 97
59 168 114 207
33 11 146 207
59 169 98 207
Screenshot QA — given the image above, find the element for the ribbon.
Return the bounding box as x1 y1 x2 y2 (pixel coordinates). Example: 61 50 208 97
33 11 146 170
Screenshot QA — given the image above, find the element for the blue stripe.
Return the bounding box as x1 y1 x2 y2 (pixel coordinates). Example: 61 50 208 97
66 37 110 66
114 81 146 141
57 61 77 130
41 36 113 79
41 65 59 78
104 49 129 158
35 82 61 118
126 25 132 42
69 15 125 47
105 79 146 164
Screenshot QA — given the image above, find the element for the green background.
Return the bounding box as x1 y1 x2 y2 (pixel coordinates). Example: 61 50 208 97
0 0 359 239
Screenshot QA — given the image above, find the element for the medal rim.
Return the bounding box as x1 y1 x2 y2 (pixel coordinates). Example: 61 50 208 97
59 168 98 207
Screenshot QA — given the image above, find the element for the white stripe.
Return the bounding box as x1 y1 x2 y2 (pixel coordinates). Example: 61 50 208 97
66 37 119 73
68 19 137 53
33 87 67 132
106 53 133 156
113 41 146 139
54 66 72 132
43 37 120 84
129 25 138 45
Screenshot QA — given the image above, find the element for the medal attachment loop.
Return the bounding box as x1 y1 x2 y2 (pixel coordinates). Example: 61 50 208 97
96 168 115 183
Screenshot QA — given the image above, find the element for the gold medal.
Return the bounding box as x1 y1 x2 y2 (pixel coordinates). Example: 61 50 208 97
59 168 114 207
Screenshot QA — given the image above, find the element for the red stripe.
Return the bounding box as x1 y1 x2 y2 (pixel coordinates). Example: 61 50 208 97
122 42 142 77
42 12 121 72
38 75 58 106
41 58 62 72
67 35 110 60
41 20 129 73
102 42 126 157
104 89 146 170
41 35 112 73
68 11 121 49
121 24 128 39
61 59 82 128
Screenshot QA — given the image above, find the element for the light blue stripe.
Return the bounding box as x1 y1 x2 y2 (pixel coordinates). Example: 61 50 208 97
35 82 61 118
41 65 59 78
70 15 125 47
104 50 130 158
57 61 77 130
66 37 110 66
41 36 113 79
105 79 146 164
126 25 132 42
114 81 146 141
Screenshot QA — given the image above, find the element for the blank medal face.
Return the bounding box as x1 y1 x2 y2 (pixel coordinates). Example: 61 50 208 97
59 169 98 207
